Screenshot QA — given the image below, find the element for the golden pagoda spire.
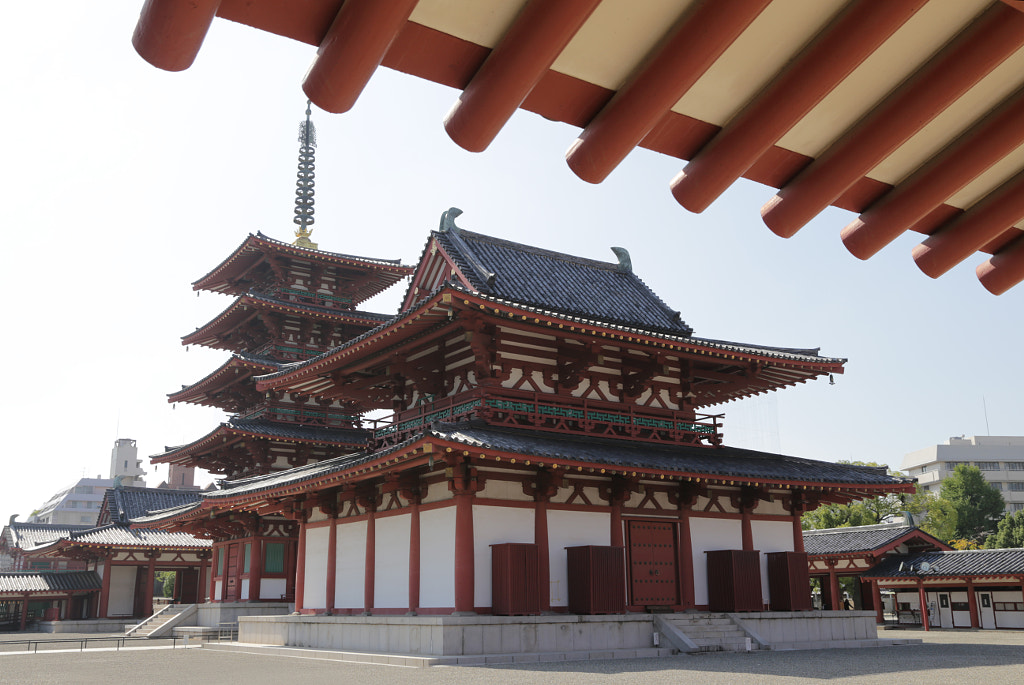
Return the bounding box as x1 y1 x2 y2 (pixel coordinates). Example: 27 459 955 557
293 100 318 250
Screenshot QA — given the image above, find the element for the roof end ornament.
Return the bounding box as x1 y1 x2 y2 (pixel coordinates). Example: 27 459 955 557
439 207 463 235
611 246 632 273
293 100 318 250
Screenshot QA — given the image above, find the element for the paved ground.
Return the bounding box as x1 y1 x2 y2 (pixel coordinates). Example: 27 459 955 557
0 628 1022 684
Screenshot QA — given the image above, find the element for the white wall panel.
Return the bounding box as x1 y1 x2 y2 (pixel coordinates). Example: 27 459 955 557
419 507 456 608
374 514 411 609
108 566 137 616
547 510 610 607
473 504 535 607
260 578 287 600
335 519 366 610
751 520 796 603
690 517 742 606
303 527 329 609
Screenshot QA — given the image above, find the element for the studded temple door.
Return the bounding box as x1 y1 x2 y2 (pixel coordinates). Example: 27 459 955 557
627 520 679 607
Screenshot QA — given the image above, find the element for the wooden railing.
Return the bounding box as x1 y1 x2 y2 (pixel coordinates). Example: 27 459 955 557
370 388 722 448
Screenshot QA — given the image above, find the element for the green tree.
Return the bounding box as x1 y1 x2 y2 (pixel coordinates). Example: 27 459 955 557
940 465 1004 542
155 571 176 598
802 461 906 530
904 487 958 542
985 510 1024 549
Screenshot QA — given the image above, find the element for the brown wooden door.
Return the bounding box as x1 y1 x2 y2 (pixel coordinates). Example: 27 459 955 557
628 520 679 607
225 544 240 602
179 568 199 604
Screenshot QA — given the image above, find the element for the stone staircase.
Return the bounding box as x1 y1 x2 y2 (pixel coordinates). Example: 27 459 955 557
654 613 763 653
125 603 197 639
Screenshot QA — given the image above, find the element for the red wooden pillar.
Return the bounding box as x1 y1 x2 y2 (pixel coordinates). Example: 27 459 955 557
453 492 475 614
98 556 112 619
610 499 624 547
19 595 29 631
197 552 209 604
144 552 158 616
827 563 842 611
872 581 884 623
792 515 805 553
295 516 308 612
535 497 550 612
918 581 930 630
326 514 338 614
249 539 263 603
364 506 376 614
408 498 421 615
966 578 980 628
172 568 183 602
208 547 218 603
741 508 754 552
677 507 695 609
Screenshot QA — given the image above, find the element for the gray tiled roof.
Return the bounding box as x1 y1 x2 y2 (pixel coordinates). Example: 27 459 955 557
803 524 925 555
151 417 369 461
863 548 1024 579
191 420 910 504
3 523 94 549
26 524 210 552
0 570 101 594
107 488 204 524
433 228 693 336
227 417 370 445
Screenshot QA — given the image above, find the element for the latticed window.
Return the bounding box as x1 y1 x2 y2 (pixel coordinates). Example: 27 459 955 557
976 462 1000 471
1006 462 1024 471
1008 482 1024 491
264 542 285 574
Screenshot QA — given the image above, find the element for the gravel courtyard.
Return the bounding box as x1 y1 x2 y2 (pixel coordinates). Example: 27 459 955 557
0 628 1021 685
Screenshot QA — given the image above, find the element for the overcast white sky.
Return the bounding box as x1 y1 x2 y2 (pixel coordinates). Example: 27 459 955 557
1 3 1021 522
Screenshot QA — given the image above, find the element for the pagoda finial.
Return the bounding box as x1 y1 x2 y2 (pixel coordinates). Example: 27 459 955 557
293 100 319 250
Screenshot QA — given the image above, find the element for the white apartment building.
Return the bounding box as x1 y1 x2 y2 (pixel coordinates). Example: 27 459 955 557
901 436 1024 513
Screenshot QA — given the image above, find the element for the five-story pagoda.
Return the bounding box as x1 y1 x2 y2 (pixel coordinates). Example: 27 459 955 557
151 106 412 605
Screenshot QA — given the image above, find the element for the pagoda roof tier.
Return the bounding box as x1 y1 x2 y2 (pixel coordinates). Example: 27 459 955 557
256 281 844 409
131 421 914 531
402 222 692 335
150 418 369 478
181 292 391 352
168 353 280 409
193 232 413 304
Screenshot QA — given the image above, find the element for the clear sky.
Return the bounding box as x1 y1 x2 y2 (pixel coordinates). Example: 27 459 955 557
1 4 1021 523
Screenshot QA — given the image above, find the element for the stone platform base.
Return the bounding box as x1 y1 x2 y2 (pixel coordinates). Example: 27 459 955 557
205 641 675 667
35 619 130 634
236 610 918 660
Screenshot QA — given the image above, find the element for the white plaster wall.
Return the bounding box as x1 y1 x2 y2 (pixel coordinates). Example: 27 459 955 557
335 520 367 610
307 509 329 524
374 514 411 609
260 578 287 600
303 527 329 610
419 507 456 608
214 579 223 601
547 509 610 607
896 591 920 609
993 590 1024 628
478 477 534 502
108 566 137 616
473 504 535 607
756 496 790 516
751 520 796 604
241 578 250 600
690 517 742 606
421 485 453 506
